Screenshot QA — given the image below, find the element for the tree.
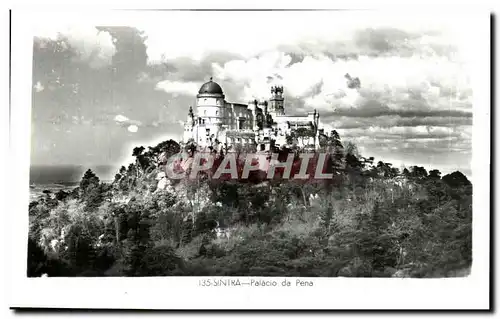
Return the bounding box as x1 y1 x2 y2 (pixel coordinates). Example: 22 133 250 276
376 161 387 177
132 146 145 157
428 169 442 179
319 201 337 238
122 200 154 276
375 162 398 178
424 178 451 208
113 173 122 184
146 140 181 166
286 132 298 146
345 153 363 186
344 141 359 157
62 223 97 272
27 237 49 277
442 171 471 188
79 169 100 195
27 237 71 277
360 156 375 170
132 146 148 173
119 166 127 175
55 190 70 201
26 131 473 278
410 166 428 180
354 202 398 275
441 171 472 202
402 168 410 177
141 245 184 275
327 130 344 174
294 127 315 146
78 169 104 210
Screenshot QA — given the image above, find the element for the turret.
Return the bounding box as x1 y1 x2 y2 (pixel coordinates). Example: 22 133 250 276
269 86 285 115
188 106 195 124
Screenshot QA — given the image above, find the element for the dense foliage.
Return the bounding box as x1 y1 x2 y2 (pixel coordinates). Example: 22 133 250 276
27 135 473 277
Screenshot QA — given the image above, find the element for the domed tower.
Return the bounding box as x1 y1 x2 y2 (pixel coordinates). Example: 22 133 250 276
196 77 226 123
194 77 226 146
269 86 285 116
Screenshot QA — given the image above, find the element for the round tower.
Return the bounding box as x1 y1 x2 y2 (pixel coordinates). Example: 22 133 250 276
195 77 226 146
196 77 225 124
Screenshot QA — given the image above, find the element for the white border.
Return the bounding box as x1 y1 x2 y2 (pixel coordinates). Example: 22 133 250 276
7 8 491 310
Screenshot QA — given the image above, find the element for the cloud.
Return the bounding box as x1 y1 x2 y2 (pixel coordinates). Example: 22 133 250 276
336 124 472 166
165 52 243 83
113 114 142 132
328 115 472 130
142 17 472 175
338 125 467 140
208 46 471 119
35 26 116 68
127 125 139 133
29 12 475 176
114 114 129 122
155 80 202 96
137 11 471 64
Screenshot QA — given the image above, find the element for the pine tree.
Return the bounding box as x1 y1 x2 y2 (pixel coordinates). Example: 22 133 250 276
328 130 344 174
319 202 335 236
354 202 398 275
78 169 104 211
180 215 194 245
79 169 100 195
122 201 153 276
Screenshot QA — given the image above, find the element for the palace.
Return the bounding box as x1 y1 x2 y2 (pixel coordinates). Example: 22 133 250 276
183 78 327 152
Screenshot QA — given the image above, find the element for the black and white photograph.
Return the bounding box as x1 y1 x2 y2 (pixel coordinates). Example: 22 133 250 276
6 6 491 310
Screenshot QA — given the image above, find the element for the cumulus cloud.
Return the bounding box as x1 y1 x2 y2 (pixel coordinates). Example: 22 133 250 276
113 114 142 132
30 12 475 175
336 124 472 167
211 51 471 119
35 26 116 68
114 114 129 122
137 11 471 63
329 115 472 130
155 80 203 96
127 125 139 133
143 15 472 174
338 125 467 140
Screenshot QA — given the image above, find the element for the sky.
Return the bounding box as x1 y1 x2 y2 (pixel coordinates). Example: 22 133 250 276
30 11 474 177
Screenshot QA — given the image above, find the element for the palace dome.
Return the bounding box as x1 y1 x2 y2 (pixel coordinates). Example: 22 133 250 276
198 78 223 95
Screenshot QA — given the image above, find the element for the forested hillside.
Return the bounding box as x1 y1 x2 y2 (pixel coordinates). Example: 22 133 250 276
27 131 472 277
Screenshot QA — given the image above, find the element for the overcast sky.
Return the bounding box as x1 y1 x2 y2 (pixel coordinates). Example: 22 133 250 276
30 11 474 176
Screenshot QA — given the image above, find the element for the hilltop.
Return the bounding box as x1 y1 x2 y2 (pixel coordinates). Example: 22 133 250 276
27 131 472 278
